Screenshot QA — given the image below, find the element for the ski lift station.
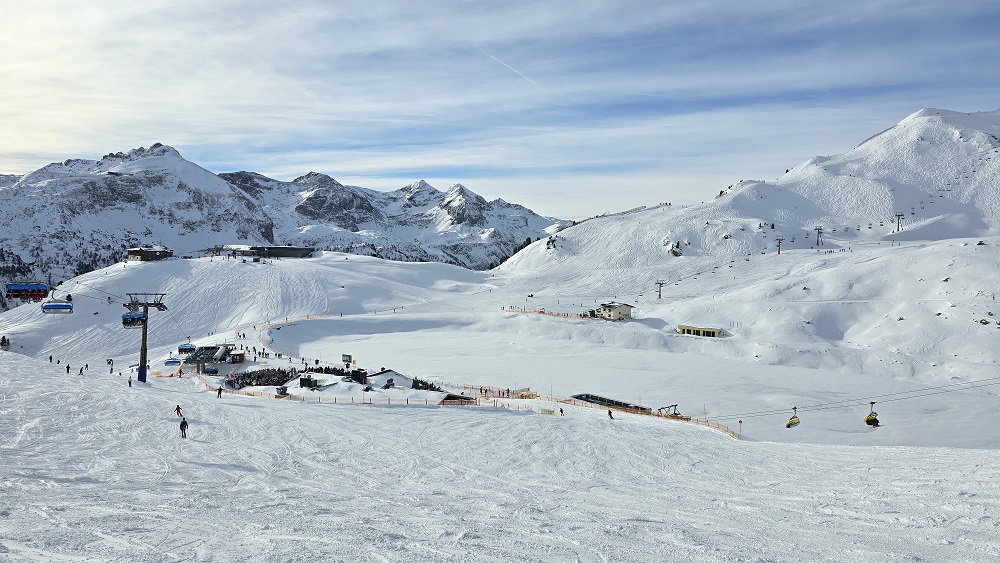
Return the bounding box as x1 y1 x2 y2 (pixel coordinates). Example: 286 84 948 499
125 246 173 262
217 245 316 259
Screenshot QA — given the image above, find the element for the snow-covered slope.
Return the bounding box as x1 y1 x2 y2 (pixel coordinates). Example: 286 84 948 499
5 108 1000 559
717 108 1000 243
3 246 1000 560
0 145 566 289
4 241 1000 446
5 343 999 562
486 109 1000 384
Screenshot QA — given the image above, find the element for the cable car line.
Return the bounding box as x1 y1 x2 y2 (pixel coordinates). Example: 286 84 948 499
712 374 1000 421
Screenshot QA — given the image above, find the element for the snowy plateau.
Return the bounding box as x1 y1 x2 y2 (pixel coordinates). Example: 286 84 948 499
2 107 1000 561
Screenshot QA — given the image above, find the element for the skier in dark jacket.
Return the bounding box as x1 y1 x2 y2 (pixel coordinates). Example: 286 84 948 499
608 410 614 420
179 418 188 438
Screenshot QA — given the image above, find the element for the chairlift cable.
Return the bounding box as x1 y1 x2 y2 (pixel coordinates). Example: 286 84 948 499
60 278 127 302
714 377 1000 422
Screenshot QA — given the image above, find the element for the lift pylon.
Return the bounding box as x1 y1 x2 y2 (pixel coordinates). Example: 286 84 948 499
655 280 666 299
125 293 167 383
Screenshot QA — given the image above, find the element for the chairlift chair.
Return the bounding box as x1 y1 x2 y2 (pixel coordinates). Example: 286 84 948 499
5 281 49 302
786 406 800 428
41 300 73 314
864 402 880 427
122 312 147 329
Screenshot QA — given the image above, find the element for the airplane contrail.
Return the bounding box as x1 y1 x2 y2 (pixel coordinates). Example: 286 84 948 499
479 48 541 87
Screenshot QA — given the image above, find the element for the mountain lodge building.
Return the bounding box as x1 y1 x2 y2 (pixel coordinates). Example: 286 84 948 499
125 246 173 261
596 302 635 321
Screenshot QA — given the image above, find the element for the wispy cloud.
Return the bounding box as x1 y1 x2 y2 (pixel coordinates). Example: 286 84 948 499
2 0 998 217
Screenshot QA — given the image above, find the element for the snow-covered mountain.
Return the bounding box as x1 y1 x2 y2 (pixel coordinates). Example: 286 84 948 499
704 108 1000 251
221 171 562 269
493 108 1000 382
0 144 566 287
566 108 1000 266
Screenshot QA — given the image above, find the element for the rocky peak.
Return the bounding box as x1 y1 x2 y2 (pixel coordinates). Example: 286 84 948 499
220 171 277 199
402 179 435 193
440 184 488 226
293 173 383 229
292 172 346 189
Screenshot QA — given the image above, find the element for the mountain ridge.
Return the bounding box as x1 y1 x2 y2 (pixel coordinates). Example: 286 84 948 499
0 147 568 291
4 107 1000 302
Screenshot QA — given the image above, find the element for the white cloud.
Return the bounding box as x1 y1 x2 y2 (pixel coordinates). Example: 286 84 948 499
2 0 998 217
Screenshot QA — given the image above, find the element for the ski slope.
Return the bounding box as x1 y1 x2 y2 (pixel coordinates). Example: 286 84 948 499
3 350 1000 562
3 242 1000 560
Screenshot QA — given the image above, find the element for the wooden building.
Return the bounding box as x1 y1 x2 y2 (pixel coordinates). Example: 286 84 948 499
221 245 315 259
125 246 173 261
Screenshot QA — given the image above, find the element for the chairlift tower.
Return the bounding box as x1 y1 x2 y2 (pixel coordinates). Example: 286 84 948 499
775 237 785 254
125 293 167 383
655 280 666 299
895 212 905 231
814 226 824 246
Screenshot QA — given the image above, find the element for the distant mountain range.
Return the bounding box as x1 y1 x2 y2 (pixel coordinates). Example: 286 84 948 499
3 107 999 302
0 144 567 289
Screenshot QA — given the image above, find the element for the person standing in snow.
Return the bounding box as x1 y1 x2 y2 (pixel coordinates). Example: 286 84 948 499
608 410 614 420
217 386 223 398
179 418 188 438
174 405 183 417
128 375 132 388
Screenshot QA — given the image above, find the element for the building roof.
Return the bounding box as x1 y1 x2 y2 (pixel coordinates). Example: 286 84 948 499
599 302 635 310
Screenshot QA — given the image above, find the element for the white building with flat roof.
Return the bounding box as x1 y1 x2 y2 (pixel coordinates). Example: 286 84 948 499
596 302 634 321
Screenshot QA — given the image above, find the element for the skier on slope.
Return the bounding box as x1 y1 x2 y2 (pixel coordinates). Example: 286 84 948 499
179 418 188 439
174 405 183 417
608 410 614 420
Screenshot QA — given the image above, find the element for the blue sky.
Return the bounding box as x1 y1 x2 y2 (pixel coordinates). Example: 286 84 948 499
2 0 998 218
